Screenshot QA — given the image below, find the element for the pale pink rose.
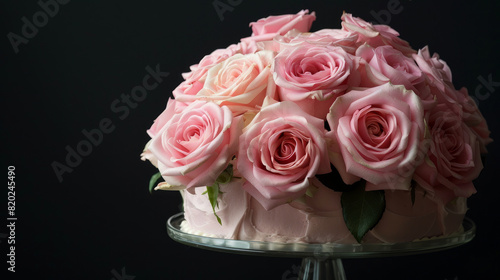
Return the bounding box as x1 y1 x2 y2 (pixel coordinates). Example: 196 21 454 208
228 40 260 55
273 29 308 45
354 60 390 88
147 100 242 190
173 41 259 100
237 101 331 210
413 46 453 89
411 80 436 114
455 88 481 126
146 99 187 138
451 88 493 153
173 45 242 98
341 13 415 57
311 29 359 54
326 83 427 191
274 29 359 54
356 45 436 111
172 79 205 98
140 140 158 168
470 114 493 154
242 10 316 42
357 45 424 89
413 47 493 152
141 99 188 167
413 46 461 106
272 44 360 119
414 103 483 204
178 51 275 116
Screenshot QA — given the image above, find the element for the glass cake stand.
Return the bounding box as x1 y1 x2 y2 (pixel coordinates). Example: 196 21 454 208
167 212 475 280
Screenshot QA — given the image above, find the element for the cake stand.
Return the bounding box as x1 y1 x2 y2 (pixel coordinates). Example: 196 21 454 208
167 212 475 280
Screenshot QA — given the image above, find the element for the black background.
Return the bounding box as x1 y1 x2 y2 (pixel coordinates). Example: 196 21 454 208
2 0 500 279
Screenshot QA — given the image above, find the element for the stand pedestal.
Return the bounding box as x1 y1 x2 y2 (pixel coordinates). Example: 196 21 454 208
299 257 346 280
167 213 475 280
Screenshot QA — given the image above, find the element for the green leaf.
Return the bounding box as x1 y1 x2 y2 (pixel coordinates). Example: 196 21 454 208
216 164 233 185
341 181 385 243
205 184 222 225
149 172 163 194
316 164 351 192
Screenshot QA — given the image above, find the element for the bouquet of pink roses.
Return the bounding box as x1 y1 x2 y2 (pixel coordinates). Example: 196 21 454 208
141 10 491 241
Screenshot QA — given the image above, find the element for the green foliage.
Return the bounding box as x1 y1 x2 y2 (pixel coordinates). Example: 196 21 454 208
202 164 235 225
149 172 163 194
341 181 386 243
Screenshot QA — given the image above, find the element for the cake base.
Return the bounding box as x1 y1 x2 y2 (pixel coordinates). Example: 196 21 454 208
168 212 476 279
182 179 467 244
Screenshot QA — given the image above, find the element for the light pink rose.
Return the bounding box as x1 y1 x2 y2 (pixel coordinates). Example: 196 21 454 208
141 99 188 167
454 88 493 153
272 44 360 119
413 47 493 152
341 13 415 57
146 99 187 138
356 45 435 111
237 101 331 210
147 100 242 191
357 45 424 88
326 83 427 191
173 45 240 99
470 114 493 154
140 140 157 167
414 103 483 204
173 41 259 99
177 51 275 116
274 29 359 54
413 46 453 90
229 40 260 55
412 46 467 111
242 10 316 42
311 29 359 54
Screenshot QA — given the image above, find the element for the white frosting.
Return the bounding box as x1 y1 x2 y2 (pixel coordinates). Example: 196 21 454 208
182 180 467 244
183 179 249 239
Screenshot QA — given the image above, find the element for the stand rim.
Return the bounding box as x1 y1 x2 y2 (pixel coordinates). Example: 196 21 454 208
167 212 475 259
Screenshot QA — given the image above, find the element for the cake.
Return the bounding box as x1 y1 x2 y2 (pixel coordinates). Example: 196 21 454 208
141 10 491 244
180 178 467 243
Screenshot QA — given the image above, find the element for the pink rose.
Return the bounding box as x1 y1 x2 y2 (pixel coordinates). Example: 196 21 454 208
414 103 483 204
272 44 360 119
341 13 415 57
237 101 331 210
141 99 188 167
357 45 424 88
326 83 427 191
146 99 187 138
147 100 242 190
242 10 316 42
413 47 493 152
454 88 493 153
274 29 359 54
413 46 453 89
177 51 275 116
173 45 241 99
470 113 493 154
356 45 435 111
310 29 359 54
173 41 259 99
228 40 260 55
412 46 466 109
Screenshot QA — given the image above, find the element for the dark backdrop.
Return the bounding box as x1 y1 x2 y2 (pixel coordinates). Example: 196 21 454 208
2 0 499 279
